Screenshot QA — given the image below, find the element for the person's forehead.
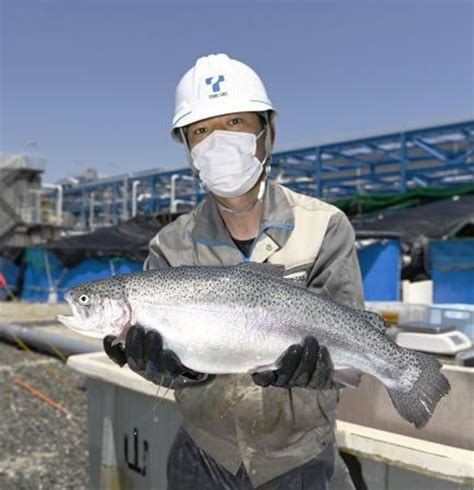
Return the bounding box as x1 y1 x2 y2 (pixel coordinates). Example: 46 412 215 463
187 111 260 128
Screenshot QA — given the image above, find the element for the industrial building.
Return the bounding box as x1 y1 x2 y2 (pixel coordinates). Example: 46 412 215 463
2 120 472 238
55 120 474 231
0 154 63 247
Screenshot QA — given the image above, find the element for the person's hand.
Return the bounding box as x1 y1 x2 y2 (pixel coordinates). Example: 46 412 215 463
252 337 334 389
103 325 207 385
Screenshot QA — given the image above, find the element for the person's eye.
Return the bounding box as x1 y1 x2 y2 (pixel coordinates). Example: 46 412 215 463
228 117 243 126
193 127 207 136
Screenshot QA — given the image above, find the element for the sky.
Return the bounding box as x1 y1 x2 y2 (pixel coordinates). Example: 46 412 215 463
1 0 473 183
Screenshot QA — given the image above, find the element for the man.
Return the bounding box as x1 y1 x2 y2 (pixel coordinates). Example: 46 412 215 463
104 53 364 489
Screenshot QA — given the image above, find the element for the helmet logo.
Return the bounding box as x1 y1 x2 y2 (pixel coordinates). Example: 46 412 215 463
205 75 225 93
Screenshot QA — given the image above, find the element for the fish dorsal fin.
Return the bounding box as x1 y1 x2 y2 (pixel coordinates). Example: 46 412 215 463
235 263 308 288
362 310 387 334
236 262 286 278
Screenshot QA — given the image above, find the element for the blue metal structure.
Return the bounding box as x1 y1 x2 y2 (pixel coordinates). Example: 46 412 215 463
60 121 474 229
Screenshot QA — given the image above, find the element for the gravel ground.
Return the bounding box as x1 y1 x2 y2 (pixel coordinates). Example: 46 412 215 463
0 342 89 489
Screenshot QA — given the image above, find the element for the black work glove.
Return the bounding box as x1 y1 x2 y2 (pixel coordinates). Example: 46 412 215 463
252 337 334 390
103 325 209 386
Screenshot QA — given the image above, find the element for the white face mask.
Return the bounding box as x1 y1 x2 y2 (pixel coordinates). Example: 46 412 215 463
190 129 266 198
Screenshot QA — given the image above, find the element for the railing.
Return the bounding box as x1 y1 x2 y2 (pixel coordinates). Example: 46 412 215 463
57 120 474 231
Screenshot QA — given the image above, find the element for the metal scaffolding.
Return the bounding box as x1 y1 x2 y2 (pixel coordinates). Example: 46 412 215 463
58 120 474 230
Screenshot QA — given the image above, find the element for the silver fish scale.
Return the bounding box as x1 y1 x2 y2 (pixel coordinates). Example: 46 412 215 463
75 266 403 376
124 267 326 321
117 267 400 377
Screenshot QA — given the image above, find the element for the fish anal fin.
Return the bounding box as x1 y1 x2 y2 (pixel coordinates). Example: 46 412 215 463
250 362 279 374
112 322 131 347
333 368 364 387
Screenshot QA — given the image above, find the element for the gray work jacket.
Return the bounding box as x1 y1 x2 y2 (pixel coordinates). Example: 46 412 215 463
145 181 364 487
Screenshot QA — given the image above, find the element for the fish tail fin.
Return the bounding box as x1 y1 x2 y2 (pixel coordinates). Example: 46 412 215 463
386 353 450 429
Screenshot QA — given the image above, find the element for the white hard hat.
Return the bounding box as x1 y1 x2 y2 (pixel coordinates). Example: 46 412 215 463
171 53 275 142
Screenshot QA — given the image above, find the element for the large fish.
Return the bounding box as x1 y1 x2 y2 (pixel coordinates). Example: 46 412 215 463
58 264 450 428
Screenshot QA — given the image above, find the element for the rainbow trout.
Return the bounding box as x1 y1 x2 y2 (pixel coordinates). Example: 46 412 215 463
58 264 450 428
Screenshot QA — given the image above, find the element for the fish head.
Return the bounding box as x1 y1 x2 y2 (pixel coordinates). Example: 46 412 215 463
57 280 131 340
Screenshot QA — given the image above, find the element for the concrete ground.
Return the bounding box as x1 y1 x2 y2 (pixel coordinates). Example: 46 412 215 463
0 302 90 489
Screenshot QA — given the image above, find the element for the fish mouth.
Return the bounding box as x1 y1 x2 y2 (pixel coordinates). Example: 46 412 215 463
57 313 82 331
56 299 105 339
57 313 105 339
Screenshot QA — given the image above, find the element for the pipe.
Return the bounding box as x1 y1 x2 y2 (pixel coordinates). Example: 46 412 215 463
131 180 139 218
170 173 179 213
170 174 194 213
121 177 129 220
0 323 102 357
42 183 63 224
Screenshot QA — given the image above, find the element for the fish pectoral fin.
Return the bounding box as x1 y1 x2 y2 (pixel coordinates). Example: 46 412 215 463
332 368 363 388
112 322 131 347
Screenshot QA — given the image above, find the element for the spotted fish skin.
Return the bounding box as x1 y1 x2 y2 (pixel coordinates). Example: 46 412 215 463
59 265 450 428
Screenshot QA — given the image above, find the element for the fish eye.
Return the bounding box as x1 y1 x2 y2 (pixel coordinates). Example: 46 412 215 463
78 294 90 306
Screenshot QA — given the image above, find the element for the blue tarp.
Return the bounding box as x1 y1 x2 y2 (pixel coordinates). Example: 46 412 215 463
357 240 400 301
0 256 19 301
21 247 65 302
431 239 474 304
58 257 142 301
20 248 143 302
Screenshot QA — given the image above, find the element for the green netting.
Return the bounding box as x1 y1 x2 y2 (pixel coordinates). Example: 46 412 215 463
332 183 474 216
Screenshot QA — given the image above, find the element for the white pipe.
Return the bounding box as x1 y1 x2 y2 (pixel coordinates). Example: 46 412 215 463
170 174 193 213
131 180 139 218
57 185 63 222
0 323 102 356
170 174 180 212
42 183 63 224
122 177 129 220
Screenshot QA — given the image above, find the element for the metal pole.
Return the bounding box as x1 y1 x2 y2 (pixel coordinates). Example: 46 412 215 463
149 177 155 215
122 177 129 221
315 148 322 197
57 185 63 224
170 174 180 213
131 180 139 218
400 133 408 192
193 177 202 204
112 183 118 225
89 191 95 230
81 190 86 229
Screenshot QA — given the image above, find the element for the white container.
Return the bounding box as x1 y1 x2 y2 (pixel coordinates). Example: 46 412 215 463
402 280 433 305
68 353 182 489
68 353 474 490
428 304 474 342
